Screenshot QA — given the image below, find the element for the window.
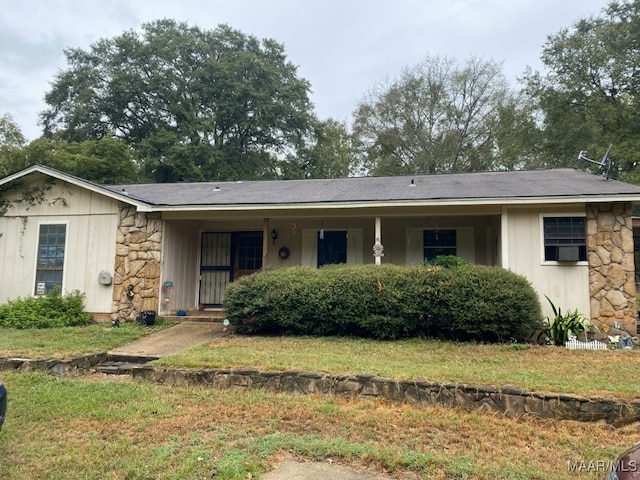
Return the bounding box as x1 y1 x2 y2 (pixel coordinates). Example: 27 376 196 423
318 231 347 267
35 224 66 294
543 216 586 262
236 232 263 270
423 229 456 261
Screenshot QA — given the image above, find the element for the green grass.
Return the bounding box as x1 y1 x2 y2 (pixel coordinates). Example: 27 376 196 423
1 370 636 480
1 326 639 478
153 335 640 398
0 320 174 358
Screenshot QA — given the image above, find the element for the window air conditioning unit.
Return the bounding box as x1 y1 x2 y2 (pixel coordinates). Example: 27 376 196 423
556 246 580 262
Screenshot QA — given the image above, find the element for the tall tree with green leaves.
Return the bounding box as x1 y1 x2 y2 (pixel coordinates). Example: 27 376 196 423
7 137 138 184
520 0 640 180
352 55 512 176
0 114 27 176
41 20 315 182
279 119 356 179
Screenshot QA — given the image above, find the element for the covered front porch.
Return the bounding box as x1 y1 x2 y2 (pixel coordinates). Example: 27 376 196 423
157 205 503 315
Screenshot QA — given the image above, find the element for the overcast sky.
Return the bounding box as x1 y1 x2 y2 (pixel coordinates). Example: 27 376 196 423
1 0 609 141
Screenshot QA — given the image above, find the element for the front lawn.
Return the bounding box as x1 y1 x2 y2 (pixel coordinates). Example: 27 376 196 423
0 370 636 480
1 323 637 399
153 335 640 399
0 320 173 358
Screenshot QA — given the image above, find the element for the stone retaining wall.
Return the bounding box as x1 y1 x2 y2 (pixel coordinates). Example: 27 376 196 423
131 366 640 427
3 355 638 427
0 353 107 376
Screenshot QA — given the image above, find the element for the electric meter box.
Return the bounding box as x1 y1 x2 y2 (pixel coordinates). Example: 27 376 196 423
98 271 113 285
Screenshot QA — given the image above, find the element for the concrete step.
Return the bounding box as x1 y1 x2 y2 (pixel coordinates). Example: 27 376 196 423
95 353 159 375
162 310 226 323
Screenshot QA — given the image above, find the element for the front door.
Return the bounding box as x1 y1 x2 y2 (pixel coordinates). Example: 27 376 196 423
199 231 263 307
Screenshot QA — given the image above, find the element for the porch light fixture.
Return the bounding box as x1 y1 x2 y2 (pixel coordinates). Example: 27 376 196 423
410 179 416 187
271 229 278 244
213 186 221 192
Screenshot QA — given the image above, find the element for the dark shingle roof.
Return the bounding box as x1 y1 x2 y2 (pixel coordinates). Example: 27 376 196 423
104 169 640 207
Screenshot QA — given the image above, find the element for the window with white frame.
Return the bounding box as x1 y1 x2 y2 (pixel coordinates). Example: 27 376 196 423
35 224 66 294
543 216 586 262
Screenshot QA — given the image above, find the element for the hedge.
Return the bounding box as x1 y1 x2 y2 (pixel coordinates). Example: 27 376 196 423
224 264 542 342
0 287 93 329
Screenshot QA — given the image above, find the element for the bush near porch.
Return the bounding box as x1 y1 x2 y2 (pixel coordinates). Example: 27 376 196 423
224 264 542 342
0 287 92 329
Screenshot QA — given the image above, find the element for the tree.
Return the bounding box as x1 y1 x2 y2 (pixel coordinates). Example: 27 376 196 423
16 137 138 184
0 114 25 148
279 119 356 179
519 0 640 179
352 55 512 176
41 20 315 182
0 114 27 176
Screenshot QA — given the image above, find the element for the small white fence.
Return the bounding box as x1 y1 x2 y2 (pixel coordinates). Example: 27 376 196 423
565 338 608 350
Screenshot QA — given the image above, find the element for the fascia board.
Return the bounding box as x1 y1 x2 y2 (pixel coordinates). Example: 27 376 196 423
144 194 640 213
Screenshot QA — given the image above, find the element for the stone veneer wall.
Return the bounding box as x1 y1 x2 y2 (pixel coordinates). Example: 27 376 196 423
112 205 163 321
587 202 637 333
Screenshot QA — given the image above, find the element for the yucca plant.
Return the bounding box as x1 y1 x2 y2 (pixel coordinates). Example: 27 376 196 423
538 296 593 346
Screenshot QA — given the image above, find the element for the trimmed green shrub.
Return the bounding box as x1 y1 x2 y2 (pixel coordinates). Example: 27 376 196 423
426 264 543 341
224 264 542 342
426 255 469 267
0 287 93 329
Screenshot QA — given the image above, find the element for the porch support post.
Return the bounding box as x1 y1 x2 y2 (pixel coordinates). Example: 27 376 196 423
375 216 382 265
263 218 269 267
500 206 509 269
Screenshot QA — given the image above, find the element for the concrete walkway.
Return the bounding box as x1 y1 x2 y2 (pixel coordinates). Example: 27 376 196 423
108 321 223 358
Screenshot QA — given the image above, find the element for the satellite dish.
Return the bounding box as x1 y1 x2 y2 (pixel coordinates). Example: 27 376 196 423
578 144 613 180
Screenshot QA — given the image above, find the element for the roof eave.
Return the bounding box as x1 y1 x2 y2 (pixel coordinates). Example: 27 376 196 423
141 194 640 212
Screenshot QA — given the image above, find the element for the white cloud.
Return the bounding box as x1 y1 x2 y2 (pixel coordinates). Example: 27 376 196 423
0 0 609 140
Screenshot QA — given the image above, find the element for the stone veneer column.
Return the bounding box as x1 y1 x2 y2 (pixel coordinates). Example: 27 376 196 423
587 202 637 333
112 205 163 321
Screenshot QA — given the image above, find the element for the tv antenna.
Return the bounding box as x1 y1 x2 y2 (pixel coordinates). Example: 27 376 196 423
578 144 613 180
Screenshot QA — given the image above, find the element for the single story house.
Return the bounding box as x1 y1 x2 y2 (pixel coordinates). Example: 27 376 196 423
1 164 639 333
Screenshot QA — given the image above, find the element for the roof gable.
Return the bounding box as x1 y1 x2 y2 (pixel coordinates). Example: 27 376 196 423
0 164 152 211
